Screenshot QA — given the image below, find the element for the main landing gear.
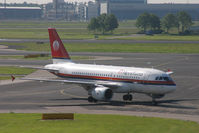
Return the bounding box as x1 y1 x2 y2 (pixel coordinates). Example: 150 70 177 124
123 93 133 101
88 96 97 103
152 97 158 106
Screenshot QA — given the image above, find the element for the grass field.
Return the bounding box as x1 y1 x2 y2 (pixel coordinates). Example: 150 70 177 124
0 66 35 75
0 28 138 40
0 27 198 40
114 34 199 41
1 20 199 41
0 20 137 39
0 20 88 28
0 55 93 60
0 76 13 80
0 113 198 133
0 66 35 81
0 28 94 39
0 76 22 80
0 20 199 53
4 42 199 53
0 20 137 29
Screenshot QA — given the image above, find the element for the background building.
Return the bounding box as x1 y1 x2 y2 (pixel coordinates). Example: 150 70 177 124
77 3 87 21
44 0 67 20
53 0 65 19
0 7 42 20
44 1 78 20
87 1 99 20
98 0 199 20
1 0 199 21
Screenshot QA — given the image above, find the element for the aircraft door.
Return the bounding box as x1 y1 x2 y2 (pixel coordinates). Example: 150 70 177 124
142 72 150 89
143 72 150 82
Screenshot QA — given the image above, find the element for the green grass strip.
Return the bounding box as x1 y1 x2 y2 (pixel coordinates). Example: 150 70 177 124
0 66 35 75
0 55 92 60
0 76 12 80
115 34 199 41
4 42 199 53
0 28 137 40
0 113 198 133
0 20 199 40
0 76 23 80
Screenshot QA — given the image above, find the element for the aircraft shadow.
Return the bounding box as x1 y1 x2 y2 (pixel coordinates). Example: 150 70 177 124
45 98 199 110
50 98 88 101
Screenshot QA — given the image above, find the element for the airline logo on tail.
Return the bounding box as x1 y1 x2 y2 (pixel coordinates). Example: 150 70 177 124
48 28 71 60
53 40 60 51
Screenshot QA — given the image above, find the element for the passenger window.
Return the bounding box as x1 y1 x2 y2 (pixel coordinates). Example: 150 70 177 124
159 77 163 80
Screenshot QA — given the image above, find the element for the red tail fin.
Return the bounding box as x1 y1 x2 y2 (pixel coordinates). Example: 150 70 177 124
48 28 70 60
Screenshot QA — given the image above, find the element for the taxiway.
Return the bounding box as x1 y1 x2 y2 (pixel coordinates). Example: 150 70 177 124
0 49 199 122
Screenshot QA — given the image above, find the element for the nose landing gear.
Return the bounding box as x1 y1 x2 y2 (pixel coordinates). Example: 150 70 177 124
150 94 165 106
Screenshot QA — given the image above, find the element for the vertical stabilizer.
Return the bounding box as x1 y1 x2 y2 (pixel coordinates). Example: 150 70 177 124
48 28 72 64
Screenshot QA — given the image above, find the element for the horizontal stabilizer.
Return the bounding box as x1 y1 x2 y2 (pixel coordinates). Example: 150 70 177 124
20 66 59 73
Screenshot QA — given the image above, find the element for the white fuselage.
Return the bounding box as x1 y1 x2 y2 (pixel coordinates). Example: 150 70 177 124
45 62 176 95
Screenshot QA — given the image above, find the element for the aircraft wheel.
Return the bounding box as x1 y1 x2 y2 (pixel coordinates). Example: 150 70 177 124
152 98 158 106
123 94 133 101
88 96 97 103
88 96 94 102
93 99 98 103
128 94 133 101
152 101 158 106
123 95 129 101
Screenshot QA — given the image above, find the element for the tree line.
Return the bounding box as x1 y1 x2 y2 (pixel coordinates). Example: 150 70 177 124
87 14 119 34
136 11 193 34
87 11 193 35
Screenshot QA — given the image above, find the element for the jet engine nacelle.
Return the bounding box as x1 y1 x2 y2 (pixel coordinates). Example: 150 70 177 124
91 86 113 101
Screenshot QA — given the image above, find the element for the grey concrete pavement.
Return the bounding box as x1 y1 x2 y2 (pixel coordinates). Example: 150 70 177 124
0 52 199 123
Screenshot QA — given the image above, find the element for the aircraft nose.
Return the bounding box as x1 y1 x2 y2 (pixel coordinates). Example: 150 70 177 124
170 82 177 92
164 80 176 93
172 85 177 92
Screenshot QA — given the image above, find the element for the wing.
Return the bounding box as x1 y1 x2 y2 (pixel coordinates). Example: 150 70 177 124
20 66 121 89
21 77 122 89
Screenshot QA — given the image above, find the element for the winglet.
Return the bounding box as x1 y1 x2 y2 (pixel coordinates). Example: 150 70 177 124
11 75 15 82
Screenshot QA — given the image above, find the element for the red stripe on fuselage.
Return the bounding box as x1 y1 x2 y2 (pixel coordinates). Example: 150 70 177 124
51 72 175 86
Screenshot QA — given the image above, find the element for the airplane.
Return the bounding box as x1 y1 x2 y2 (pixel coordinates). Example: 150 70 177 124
22 28 176 105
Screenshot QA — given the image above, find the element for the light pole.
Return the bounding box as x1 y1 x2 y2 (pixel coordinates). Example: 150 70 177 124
4 0 6 8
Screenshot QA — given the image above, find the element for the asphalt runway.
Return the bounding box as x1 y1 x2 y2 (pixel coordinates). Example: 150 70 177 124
0 49 199 122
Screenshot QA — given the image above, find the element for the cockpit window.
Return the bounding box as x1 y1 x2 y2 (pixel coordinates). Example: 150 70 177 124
163 77 169 81
155 76 171 81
